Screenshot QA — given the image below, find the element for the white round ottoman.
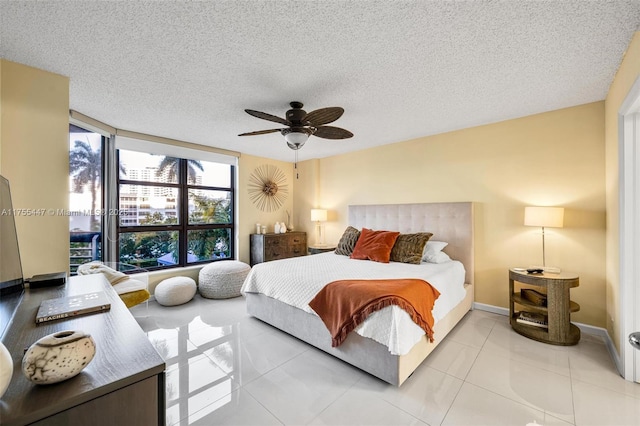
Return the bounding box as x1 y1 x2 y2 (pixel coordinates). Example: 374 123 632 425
155 276 197 306
198 261 251 299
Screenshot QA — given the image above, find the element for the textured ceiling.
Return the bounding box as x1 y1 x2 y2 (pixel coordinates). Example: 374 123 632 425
1 1 639 162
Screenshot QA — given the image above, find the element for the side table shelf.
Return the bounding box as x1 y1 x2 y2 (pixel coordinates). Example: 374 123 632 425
509 269 580 346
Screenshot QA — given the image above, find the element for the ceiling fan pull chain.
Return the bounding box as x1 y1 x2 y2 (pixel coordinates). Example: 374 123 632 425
294 149 299 180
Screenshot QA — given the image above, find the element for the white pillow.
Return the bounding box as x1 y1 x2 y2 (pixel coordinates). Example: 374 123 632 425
427 250 452 264
422 241 449 263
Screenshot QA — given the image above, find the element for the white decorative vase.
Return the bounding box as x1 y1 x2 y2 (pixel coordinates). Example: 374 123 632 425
0 341 12 398
22 330 96 385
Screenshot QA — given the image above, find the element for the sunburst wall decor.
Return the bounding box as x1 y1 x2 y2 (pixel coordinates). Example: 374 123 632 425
247 164 289 212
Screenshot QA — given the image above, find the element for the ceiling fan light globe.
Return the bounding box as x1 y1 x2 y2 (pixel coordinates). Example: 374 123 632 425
283 131 309 146
286 141 305 150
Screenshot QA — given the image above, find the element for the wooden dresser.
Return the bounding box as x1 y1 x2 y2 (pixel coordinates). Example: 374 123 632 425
250 231 307 266
0 274 165 425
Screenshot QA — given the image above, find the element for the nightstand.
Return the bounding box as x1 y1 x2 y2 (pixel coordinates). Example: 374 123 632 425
509 268 580 345
308 245 336 255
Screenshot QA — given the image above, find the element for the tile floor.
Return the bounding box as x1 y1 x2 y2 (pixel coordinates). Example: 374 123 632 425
131 295 640 426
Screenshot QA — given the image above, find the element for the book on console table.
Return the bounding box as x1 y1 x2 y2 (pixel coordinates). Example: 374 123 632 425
35 291 111 324
516 311 548 328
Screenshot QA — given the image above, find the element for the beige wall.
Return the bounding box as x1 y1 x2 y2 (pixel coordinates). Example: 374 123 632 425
604 31 640 353
292 158 322 244
237 154 295 264
0 60 70 278
298 102 606 327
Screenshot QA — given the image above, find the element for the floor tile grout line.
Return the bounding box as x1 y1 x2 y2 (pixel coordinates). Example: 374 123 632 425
438 375 467 426
570 374 640 401
304 375 366 425
464 348 576 419
567 347 578 425
237 385 286 426
478 341 573 378
459 382 550 424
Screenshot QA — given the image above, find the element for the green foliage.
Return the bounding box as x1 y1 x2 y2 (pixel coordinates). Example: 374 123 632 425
139 211 178 225
119 231 175 264
188 194 231 260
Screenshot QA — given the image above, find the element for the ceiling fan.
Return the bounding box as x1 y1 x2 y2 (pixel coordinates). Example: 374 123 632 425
238 101 353 150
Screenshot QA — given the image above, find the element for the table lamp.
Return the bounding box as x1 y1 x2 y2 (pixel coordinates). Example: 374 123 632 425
311 208 327 246
524 206 564 273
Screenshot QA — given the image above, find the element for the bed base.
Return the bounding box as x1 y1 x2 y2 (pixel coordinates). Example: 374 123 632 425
246 282 474 386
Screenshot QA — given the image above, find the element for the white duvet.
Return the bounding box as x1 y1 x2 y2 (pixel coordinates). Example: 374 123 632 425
241 252 467 355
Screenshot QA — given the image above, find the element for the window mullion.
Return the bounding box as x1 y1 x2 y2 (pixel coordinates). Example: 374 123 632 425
180 159 189 266
104 134 118 263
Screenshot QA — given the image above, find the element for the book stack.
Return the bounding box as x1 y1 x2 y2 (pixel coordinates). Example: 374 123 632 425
521 288 547 307
516 311 548 328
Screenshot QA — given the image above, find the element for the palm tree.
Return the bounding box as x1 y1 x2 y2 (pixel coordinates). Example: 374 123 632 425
69 140 101 231
188 195 231 260
156 157 204 184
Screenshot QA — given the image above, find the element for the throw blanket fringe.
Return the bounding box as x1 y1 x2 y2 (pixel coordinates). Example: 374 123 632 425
309 278 440 347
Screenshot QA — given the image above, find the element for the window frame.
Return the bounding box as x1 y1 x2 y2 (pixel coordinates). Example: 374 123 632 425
116 153 236 271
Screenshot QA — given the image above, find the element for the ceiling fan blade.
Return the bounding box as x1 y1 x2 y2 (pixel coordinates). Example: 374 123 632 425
238 128 282 136
303 107 344 126
313 126 354 139
245 109 290 126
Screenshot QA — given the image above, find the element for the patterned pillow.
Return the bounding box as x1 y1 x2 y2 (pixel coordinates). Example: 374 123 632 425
390 232 433 264
335 226 361 256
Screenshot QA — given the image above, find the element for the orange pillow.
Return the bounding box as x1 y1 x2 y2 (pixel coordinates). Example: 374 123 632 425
350 228 400 263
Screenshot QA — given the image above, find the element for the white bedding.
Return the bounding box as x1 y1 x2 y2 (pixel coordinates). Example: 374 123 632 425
241 252 467 355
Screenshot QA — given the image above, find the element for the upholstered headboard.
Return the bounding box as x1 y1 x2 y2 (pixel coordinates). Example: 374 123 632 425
348 202 474 285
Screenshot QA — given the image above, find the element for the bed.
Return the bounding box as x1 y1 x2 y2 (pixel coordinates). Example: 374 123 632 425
242 202 474 386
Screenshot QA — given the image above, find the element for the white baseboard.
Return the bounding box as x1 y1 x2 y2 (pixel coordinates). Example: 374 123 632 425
472 302 621 374
473 302 509 316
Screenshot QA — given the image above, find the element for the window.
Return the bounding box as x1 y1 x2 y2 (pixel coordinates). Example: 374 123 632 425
117 150 234 270
69 110 240 273
68 124 104 274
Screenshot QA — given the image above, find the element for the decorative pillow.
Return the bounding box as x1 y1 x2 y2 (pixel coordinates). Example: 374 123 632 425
335 226 361 256
427 251 452 264
390 232 433 264
422 240 449 263
350 228 400 263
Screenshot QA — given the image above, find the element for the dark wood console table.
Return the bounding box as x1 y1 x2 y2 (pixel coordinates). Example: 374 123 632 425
0 274 165 425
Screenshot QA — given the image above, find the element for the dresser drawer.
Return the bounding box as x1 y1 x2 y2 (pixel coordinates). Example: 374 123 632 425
288 242 306 257
250 232 307 266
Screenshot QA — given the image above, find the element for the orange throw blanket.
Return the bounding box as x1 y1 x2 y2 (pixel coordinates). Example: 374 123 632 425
309 278 441 347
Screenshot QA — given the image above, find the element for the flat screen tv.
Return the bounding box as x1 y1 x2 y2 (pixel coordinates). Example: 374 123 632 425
0 174 24 338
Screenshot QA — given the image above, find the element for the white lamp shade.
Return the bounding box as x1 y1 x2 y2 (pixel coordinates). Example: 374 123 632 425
311 209 327 222
524 206 564 228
